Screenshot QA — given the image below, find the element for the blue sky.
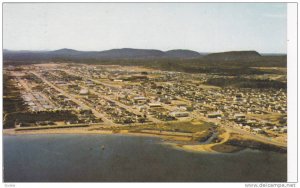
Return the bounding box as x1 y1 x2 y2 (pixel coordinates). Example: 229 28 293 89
3 3 287 53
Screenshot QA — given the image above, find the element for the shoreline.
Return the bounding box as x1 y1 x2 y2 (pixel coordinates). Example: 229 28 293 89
3 127 287 154
3 128 194 143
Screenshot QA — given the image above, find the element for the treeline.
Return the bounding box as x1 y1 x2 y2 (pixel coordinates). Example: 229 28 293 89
3 74 28 128
205 77 287 89
64 57 286 76
4 110 79 129
4 54 286 76
73 55 287 68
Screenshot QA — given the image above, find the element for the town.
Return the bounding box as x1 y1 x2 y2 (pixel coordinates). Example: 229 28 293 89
3 63 287 149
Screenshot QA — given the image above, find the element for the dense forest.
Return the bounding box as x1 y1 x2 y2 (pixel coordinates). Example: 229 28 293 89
205 77 287 89
70 55 286 76
4 110 79 128
3 74 28 128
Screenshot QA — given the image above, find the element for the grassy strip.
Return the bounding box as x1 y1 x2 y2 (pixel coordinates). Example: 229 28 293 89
91 121 214 134
15 124 89 131
132 130 193 137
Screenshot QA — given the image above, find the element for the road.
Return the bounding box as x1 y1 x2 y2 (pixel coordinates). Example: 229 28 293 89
89 89 163 124
223 124 286 147
17 79 45 110
190 111 287 147
62 69 122 89
61 69 163 124
31 71 116 126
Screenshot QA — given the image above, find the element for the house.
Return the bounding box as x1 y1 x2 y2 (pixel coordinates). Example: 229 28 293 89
253 128 264 134
234 93 243 102
169 111 189 118
234 113 246 120
207 113 222 118
133 96 147 105
79 88 89 95
148 103 162 108
244 125 251 130
137 105 147 112
280 127 287 133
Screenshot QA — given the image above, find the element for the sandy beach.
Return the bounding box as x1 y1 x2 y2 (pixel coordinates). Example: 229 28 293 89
3 127 228 152
4 126 285 154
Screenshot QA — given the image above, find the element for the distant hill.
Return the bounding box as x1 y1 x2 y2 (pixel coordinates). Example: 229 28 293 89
51 48 80 54
165 49 202 58
3 48 287 72
95 48 165 59
3 49 287 78
3 48 203 61
204 51 262 61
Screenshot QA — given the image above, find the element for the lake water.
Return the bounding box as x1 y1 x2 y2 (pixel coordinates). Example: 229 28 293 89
3 134 287 182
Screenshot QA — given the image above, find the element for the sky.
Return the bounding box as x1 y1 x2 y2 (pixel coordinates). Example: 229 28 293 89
3 3 287 53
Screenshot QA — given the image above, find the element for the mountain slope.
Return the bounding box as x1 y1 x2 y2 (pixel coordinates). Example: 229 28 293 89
3 48 203 61
204 51 262 61
165 49 202 58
